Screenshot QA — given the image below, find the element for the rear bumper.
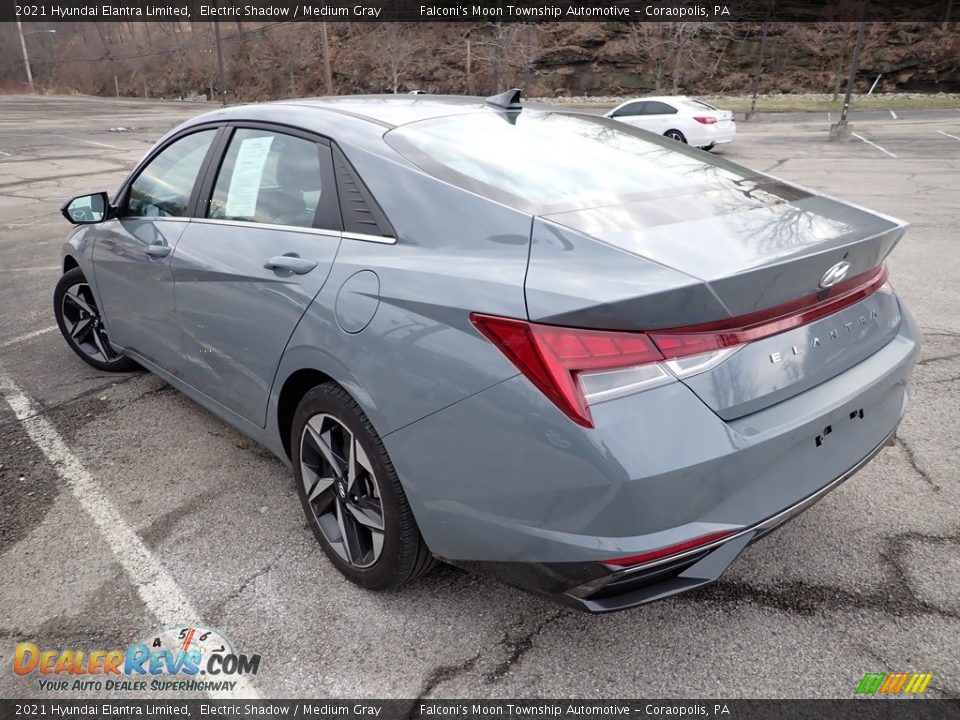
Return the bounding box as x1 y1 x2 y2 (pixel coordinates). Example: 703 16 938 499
693 125 736 147
384 302 920 609
558 421 899 612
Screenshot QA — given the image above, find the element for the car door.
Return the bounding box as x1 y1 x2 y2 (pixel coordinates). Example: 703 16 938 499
170 125 342 427
93 127 220 370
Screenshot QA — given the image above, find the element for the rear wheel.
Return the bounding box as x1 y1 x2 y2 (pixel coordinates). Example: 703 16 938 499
664 129 687 143
292 382 436 589
53 267 138 372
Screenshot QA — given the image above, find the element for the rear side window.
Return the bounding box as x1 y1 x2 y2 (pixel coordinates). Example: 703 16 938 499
684 99 719 111
208 128 335 230
386 111 752 212
126 129 216 218
612 102 645 117
643 101 677 115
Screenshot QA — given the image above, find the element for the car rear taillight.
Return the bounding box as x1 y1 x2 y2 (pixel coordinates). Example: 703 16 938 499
693 116 718 125
602 530 735 568
471 264 889 428
648 264 889 359
470 314 669 427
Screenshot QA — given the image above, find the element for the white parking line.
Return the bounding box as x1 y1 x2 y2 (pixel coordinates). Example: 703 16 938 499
0 149 10 157
0 265 60 272
79 139 118 149
0 372 260 700
889 109 898 119
0 325 56 349
852 132 898 158
937 130 960 142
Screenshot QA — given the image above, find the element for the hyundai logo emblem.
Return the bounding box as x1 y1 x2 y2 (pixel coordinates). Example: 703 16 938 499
820 261 851 289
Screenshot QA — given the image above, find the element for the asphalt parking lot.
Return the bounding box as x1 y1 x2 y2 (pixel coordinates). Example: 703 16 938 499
1 95 958 700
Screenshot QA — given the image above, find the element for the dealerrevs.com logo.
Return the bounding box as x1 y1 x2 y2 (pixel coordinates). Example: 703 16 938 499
14 626 261 693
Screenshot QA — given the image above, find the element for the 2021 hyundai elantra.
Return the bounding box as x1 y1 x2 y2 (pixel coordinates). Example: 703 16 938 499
54 91 919 612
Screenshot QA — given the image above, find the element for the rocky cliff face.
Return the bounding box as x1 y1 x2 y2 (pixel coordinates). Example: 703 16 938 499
6 21 959 100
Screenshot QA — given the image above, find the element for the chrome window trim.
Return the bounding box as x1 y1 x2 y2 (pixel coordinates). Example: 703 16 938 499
341 230 396 245
115 216 191 224
187 218 396 244
191 217 339 237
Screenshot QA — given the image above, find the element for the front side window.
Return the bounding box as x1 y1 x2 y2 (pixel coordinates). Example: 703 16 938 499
208 129 325 229
126 129 216 218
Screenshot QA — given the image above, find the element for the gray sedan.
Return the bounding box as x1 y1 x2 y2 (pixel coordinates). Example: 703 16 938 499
53 92 919 612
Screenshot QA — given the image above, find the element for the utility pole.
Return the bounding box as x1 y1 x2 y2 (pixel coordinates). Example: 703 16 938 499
830 0 868 141
466 39 472 95
213 21 227 107
15 20 35 92
320 22 333 95
748 22 768 119
839 0 868 125
747 0 774 121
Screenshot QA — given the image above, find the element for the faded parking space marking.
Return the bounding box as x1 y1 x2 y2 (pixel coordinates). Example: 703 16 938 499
0 326 57 350
78 139 120 149
937 130 960 142
852 132 898 158
0 265 60 272
0 370 260 700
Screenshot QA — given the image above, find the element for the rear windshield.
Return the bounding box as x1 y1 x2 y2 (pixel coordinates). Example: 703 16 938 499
385 111 751 213
682 99 719 111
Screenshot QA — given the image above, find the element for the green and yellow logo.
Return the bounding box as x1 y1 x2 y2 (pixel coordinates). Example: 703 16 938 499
856 672 933 695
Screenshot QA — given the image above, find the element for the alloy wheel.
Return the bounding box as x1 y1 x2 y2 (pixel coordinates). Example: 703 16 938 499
299 413 385 569
60 282 118 363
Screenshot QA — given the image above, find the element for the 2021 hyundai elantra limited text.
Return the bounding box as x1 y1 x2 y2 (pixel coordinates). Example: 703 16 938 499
54 92 919 612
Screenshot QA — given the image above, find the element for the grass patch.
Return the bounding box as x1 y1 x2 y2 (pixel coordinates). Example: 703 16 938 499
700 94 960 113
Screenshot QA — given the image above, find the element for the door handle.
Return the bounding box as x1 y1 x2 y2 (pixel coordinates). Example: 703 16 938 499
264 254 317 275
144 244 171 258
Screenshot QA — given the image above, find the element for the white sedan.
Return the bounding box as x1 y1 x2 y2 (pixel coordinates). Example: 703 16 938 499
604 96 736 150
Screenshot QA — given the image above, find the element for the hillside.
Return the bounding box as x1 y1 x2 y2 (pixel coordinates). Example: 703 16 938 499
2 21 958 101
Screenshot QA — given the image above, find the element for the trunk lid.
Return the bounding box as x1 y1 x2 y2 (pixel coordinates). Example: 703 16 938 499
529 177 907 420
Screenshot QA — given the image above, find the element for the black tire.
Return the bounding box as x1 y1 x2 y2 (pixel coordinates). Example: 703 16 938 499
664 129 687 143
292 382 436 590
53 267 138 372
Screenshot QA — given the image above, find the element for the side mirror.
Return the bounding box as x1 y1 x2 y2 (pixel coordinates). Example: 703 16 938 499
61 192 110 225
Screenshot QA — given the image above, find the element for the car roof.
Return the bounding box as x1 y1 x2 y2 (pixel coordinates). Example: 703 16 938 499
268 95 536 128
617 96 691 105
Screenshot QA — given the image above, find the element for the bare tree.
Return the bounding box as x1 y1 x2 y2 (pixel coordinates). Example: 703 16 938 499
622 24 670 91
366 23 421 93
472 22 540 93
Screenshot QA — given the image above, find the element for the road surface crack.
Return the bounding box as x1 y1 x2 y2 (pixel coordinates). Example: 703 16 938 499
687 530 960 620
895 436 941 492
410 652 482 711
483 610 566 684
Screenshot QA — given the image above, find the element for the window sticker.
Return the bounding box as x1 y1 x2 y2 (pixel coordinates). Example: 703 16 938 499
225 135 274 219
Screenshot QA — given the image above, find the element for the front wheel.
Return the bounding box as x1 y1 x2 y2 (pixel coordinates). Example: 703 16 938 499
292 382 436 589
664 129 687 143
53 267 138 372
